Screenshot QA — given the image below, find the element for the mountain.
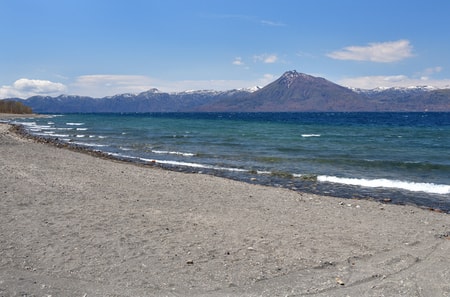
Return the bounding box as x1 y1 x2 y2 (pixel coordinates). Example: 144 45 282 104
354 87 450 111
197 71 372 111
4 71 450 112
10 89 253 113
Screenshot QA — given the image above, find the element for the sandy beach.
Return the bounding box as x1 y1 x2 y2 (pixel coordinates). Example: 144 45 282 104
1 120 450 296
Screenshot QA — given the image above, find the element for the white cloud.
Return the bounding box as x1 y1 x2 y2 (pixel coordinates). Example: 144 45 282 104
327 39 414 63
0 78 67 99
423 66 443 75
1 73 277 99
71 74 274 96
260 20 286 27
232 57 244 66
70 75 158 97
254 54 278 64
418 66 443 80
338 75 450 89
156 74 274 92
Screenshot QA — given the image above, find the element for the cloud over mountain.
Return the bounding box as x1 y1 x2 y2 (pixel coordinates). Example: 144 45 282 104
254 54 278 64
0 79 66 99
5 71 450 112
327 39 414 63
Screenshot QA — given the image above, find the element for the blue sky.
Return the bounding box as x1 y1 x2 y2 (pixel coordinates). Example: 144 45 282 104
1 0 450 98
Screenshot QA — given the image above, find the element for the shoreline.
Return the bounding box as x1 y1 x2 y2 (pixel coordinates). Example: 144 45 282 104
1 121 450 296
0 113 48 120
9 120 450 214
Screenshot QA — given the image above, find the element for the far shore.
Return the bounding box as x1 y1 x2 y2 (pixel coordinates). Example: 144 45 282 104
0 113 48 120
1 121 450 296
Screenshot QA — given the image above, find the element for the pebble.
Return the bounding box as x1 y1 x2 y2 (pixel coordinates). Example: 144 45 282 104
335 277 345 285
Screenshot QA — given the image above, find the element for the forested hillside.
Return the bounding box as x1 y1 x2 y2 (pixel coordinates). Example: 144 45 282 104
0 100 33 114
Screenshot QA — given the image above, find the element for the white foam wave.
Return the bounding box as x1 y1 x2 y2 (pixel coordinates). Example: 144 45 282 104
142 159 208 168
318 175 450 195
76 128 88 131
302 134 321 137
16 122 54 132
66 122 85 126
32 132 70 138
71 141 108 148
102 153 246 173
140 158 247 172
152 150 195 157
31 132 48 136
16 121 36 126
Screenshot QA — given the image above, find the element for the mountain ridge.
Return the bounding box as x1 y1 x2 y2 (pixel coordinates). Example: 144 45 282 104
3 71 450 112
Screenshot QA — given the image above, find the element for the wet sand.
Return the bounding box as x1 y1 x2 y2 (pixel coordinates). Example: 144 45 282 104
1 121 450 296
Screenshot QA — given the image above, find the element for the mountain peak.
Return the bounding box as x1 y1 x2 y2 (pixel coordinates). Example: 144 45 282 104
279 70 315 88
282 70 301 77
140 88 161 95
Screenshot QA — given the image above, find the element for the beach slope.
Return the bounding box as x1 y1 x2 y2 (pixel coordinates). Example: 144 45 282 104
1 123 450 296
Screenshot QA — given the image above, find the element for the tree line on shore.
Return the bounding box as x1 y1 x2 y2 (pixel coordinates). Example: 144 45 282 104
0 100 33 114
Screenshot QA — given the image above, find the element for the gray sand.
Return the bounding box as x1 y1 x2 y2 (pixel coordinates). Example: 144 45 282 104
1 122 449 296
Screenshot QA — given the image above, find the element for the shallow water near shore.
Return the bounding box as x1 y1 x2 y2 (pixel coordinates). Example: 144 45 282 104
12 112 450 212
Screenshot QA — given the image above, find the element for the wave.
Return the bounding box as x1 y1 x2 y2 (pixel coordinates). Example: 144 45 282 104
76 128 88 131
317 175 450 195
52 133 71 138
301 134 321 137
141 158 248 172
70 141 108 148
16 122 53 130
33 132 70 138
15 121 36 126
66 122 85 126
152 150 195 157
102 152 247 173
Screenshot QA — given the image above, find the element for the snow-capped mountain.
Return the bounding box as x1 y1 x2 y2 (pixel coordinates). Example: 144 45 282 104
353 85 439 94
5 70 450 112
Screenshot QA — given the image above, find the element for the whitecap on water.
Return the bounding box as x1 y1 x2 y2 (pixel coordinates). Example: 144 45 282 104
317 175 450 195
152 150 195 157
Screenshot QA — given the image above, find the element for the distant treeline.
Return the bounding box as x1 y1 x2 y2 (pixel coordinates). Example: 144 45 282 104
0 100 33 114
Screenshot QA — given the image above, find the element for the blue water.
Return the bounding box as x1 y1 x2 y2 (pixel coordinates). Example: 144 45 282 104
13 112 450 212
